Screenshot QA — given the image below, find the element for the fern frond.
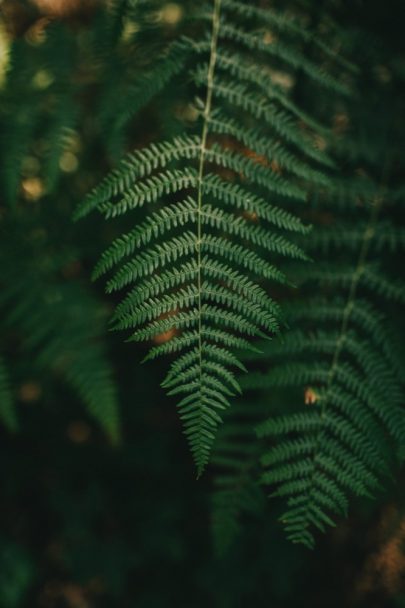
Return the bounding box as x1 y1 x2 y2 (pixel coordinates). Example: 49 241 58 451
242 185 405 547
76 0 346 473
0 238 120 443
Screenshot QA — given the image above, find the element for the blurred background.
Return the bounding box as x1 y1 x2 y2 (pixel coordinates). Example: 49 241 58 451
0 0 404 606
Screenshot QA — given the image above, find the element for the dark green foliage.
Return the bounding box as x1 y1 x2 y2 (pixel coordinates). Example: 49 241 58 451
0 229 120 441
0 357 17 432
1 4 405 602
241 126 405 546
0 540 34 608
76 0 349 474
0 0 173 203
211 402 266 555
223 1 405 548
0 0 175 439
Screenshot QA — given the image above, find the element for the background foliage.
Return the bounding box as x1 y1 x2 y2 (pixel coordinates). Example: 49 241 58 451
0 0 404 606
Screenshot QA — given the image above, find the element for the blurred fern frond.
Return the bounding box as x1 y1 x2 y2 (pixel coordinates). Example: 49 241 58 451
0 231 120 443
211 401 266 556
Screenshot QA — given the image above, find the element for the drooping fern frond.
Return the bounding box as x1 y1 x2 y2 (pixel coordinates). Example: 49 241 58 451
233 24 405 543
0 231 120 443
241 166 405 547
75 0 348 474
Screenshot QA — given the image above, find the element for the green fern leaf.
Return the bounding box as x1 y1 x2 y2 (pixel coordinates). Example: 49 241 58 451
76 0 345 474
242 188 405 547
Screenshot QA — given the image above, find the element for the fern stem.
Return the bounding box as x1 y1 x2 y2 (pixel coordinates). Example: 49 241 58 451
195 0 222 475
